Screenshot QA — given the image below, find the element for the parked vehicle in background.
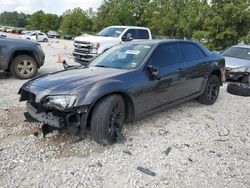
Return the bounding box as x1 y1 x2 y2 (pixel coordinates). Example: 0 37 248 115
19 40 225 145
0 37 45 79
21 30 31 35
6 28 14 33
0 27 7 32
64 34 74 40
47 30 60 38
222 44 250 83
73 26 152 64
21 32 49 42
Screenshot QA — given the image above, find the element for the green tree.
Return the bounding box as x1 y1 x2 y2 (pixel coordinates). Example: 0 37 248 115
92 0 150 32
27 11 60 32
0 11 29 27
197 0 250 50
59 8 92 35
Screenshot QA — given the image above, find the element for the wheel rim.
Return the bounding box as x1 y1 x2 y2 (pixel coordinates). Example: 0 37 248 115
108 101 124 138
16 60 34 76
207 79 219 101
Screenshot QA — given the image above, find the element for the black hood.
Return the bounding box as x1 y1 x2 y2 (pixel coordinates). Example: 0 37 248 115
27 67 129 93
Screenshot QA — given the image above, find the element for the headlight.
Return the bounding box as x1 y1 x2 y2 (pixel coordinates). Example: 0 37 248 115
229 66 248 73
44 95 77 111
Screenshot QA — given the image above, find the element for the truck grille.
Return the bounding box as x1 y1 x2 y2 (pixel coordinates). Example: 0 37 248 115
74 41 93 53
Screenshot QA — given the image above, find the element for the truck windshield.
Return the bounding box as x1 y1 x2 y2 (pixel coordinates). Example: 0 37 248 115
96 27 125 38
222 47 250 61
89 44 153 69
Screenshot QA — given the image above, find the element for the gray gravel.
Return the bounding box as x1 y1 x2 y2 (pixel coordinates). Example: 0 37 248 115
0 34 250 188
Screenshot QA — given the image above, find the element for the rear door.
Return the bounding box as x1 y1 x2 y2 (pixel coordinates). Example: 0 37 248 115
179 42 208 95
38 33 44 41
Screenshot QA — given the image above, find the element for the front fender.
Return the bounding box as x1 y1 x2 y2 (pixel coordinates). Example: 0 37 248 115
75 79 132 107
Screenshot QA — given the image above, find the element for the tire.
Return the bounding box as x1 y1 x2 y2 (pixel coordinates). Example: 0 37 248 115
10 55 38 79
227 83 250 97
43 38 48 42
91 95 125 145
198 75 220 105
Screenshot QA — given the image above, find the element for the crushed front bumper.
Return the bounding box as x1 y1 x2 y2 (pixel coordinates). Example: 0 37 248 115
27 103 63 128
226 67 250 84
23 101 89 137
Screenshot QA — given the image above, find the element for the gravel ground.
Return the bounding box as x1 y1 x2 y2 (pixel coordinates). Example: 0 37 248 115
0 34 250 188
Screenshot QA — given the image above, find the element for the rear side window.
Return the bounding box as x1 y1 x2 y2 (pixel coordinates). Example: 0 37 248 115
136 29 150 39
149 43 180 67
180 43 205 61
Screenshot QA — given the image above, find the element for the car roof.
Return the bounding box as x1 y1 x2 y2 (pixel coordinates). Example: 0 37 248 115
233 44 250 49
109 26 149 30
121 39 198 46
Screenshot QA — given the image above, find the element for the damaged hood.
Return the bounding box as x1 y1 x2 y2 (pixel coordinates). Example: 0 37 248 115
224 56 250 72
22 67 129 100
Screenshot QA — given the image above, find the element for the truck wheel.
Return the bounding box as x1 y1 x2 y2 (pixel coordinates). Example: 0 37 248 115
11 55 38 79
227 83 250 97
198 75 220 105
91 95 125 145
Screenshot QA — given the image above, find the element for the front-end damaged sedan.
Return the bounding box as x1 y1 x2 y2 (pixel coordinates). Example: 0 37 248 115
19 40 225 145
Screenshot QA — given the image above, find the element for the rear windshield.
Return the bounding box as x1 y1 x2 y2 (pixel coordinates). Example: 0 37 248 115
222 47 250 60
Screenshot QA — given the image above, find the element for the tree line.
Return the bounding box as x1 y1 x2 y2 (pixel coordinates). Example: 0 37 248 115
0 0 249 50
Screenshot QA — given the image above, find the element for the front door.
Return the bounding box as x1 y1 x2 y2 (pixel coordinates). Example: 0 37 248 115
135 42 188 116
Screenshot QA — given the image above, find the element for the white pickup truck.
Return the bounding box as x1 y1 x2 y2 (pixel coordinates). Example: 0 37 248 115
72 26 152 64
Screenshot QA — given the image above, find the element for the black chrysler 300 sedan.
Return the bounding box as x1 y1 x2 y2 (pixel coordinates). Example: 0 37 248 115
19 40 225 145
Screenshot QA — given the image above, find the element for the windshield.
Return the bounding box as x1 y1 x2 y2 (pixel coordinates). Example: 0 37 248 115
89 44 153 69
222 47 250 61
96 27 125 38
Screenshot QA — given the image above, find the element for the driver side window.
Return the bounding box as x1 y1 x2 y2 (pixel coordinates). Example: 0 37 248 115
122 29 136 41
149 43 180 67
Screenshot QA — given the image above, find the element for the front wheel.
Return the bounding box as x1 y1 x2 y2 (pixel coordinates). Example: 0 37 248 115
197 75 220 105
43 38 48 42
10 55 38 79
91 95 125 145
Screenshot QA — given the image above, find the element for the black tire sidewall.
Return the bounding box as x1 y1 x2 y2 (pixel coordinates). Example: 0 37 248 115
198 75 220 105
11 55 38 79
91 95 125 145
227 83 250 97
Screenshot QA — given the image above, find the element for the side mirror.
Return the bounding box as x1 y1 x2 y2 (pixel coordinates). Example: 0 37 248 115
147 65 161 80
122 33 133 42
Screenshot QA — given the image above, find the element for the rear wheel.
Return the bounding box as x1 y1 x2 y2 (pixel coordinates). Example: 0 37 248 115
91 95 125 145
198 75 220 105
10 55 38 79
43 38 48 42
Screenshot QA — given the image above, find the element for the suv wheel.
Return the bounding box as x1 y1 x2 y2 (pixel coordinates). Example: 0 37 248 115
43 38 48 42
91 95 125 145
198 75 220 105
11 55 38 79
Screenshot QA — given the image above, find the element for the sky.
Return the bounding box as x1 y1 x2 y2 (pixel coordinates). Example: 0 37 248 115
0 0 102 15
